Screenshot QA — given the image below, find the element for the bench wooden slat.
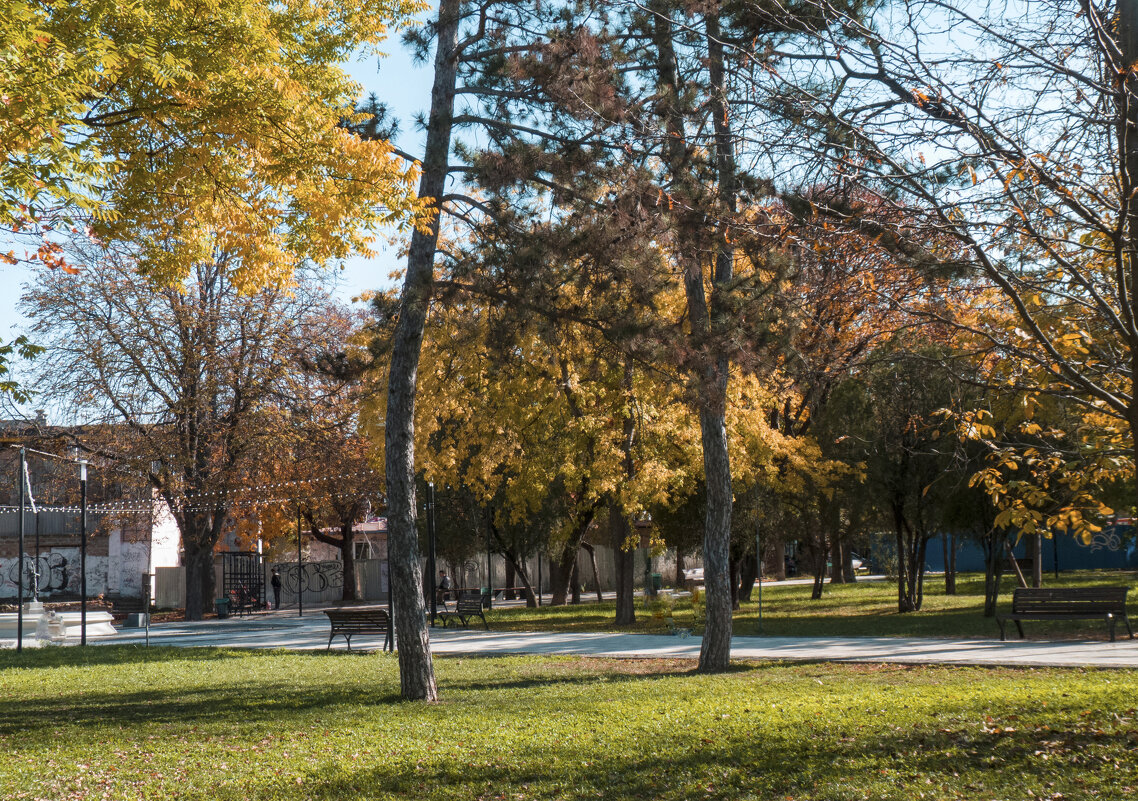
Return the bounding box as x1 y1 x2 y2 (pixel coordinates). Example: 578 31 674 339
997 586 1132 642
324 608 393 652
437 596 489 630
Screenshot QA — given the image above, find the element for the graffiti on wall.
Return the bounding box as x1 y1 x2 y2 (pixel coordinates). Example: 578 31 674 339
3 552 73 595
1088 531 1123 553
276 560 344 595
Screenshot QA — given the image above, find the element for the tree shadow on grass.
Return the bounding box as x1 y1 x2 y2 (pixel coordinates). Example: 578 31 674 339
0 644 253 671
251 706 1133 801
0 653 743 739
0 678 404 738
435 654 758 693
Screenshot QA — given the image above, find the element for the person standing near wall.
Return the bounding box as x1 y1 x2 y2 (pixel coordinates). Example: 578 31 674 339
271 568 282 610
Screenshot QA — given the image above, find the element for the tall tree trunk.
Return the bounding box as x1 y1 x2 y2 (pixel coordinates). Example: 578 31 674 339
570 560 581 604
693 8 738 674
809 534 826 601
1005 540 1029 589
728 556 740 610
491 530 538 608
308 514 360 601
914 534 929 611
548 558 570 606
647 0 735 670
504 559 516 600
1118 7 1138 523
947 532 957 592
612 360 638 624
773 539 786 580
697 404 733 667
982 528 1007 617
893 501 912 613
580 541 604 602
1030 533 1043 588
943 533 956 596
182 509 224 620
841 544 856 583
829 537 845 584
340 522 358 602
610 504 636 625
548 507 599 605
383 0 462 703
737 552 757 602
184 543 213 621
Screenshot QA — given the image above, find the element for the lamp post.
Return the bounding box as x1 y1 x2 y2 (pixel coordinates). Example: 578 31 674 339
426 482 437 625
16 447 25 653
296 507 303 618
33 512 40 601
755 526 763 635
79 453 88 646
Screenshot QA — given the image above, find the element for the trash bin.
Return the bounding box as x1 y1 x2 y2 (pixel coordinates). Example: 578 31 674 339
214 598 230 619
650 572 663 594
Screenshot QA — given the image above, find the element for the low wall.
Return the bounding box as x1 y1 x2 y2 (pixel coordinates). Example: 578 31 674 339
154 559 390 610
439 546 686 596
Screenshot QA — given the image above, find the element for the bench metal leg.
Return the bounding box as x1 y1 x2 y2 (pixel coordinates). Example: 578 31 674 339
327 632 334 650
997 617 1007 641
1014 620 1025 639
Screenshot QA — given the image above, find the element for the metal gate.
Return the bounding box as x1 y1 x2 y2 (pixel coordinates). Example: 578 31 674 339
221 551 265 614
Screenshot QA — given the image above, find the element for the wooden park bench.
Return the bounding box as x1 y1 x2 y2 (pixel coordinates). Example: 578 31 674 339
324 607 394 652
438 594 489 630
444 587 529 606
996 587 1133 642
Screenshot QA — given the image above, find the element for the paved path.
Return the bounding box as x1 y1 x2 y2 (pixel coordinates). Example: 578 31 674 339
28 608 1134 668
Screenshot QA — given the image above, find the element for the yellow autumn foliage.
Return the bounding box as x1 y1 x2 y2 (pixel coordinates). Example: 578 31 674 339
1 0 429 288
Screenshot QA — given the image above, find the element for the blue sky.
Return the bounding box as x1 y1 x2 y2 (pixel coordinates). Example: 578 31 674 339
1 33 435 400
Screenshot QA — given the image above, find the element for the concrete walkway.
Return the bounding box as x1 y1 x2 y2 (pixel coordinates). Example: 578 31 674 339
28 607 1134 669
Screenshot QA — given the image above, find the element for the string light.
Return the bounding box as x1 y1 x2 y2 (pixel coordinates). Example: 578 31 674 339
0 470 385 516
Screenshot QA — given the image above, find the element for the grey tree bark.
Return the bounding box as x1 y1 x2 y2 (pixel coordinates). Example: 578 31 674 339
647 2 736 670
773 539 786 580
383 0 462 702
1030 533 1043 588
695 9 739 672
613 360 638 625
580 541 605 602
610 504 637 625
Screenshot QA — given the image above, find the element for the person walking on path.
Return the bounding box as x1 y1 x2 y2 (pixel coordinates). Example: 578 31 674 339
271 568 282 610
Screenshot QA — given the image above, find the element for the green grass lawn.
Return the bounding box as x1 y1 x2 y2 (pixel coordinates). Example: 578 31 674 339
1 647 1136 800
487 570 1138 640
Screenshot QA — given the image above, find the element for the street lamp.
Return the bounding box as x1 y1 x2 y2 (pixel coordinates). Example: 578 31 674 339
16 447 26 653
76 450 88 646
296 506 303 618
426 482 437 625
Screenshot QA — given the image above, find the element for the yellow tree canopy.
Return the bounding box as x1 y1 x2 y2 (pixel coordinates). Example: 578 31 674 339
959 282 1130 541
359 293 705 547
360 287 841 553
1 0 427 288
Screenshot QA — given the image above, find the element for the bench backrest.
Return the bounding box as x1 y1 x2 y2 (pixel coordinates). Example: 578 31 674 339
1011 587 1128 614
456 598 484 616
324 609 391 629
